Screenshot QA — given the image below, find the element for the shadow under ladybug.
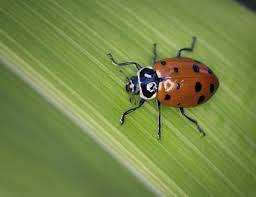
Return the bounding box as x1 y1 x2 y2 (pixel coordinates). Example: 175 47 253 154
107 37 219 139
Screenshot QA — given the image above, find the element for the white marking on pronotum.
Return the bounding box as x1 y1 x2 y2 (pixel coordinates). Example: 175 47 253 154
144 73 151 78
146 82 157 93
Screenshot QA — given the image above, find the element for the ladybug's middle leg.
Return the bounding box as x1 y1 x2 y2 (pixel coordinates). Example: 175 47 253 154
176 36 197 58
120 99 145 125
107 53 142 70
157 100 161 139
179 107 206 136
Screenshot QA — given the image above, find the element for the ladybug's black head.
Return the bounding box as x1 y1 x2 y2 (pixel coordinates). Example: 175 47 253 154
125 76 140 95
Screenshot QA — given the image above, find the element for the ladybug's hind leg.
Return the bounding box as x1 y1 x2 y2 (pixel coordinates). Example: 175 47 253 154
157 100 161 140
107 53 142 70
120 99 145 125
179 107 206 136
176 36 197 58
152 43 157 64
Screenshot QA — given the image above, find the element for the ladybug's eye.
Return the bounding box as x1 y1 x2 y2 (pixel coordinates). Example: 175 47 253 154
125 82 131 92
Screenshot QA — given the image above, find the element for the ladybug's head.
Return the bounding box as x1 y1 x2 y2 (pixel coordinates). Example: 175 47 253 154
125 76 140 95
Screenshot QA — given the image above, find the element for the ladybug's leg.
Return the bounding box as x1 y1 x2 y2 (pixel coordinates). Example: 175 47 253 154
176 36 197 58
157 100 161 139
107 53 142 70
153 43 157 64
179 107 206 136
120 99 145 125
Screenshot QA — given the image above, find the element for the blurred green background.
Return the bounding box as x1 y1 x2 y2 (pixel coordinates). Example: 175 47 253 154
1 0 256 196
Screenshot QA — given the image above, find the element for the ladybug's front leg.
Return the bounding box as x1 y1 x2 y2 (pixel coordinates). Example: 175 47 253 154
107 53 142 70
152 43 157 64
120 99 145 125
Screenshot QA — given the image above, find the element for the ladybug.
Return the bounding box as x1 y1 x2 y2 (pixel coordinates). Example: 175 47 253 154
107 37 219 139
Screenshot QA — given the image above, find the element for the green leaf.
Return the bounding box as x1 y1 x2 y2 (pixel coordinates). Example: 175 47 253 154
1 0 256 196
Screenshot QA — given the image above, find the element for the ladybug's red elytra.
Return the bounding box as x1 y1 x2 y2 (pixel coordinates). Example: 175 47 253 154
107 37 219 139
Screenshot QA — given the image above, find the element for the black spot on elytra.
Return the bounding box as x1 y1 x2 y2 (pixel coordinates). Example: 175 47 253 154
210 84 215 93
173 67 178 72
193 64 200 72
161 61 166 66
164 94 171 100
207 67 213 74
177 103 181 106
176 83 181 90
198 95 205 104
195 82 202 92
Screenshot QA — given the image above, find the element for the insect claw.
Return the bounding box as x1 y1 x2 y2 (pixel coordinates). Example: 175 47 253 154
120 115 125 125
197 125 206 137
107 53 117 65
